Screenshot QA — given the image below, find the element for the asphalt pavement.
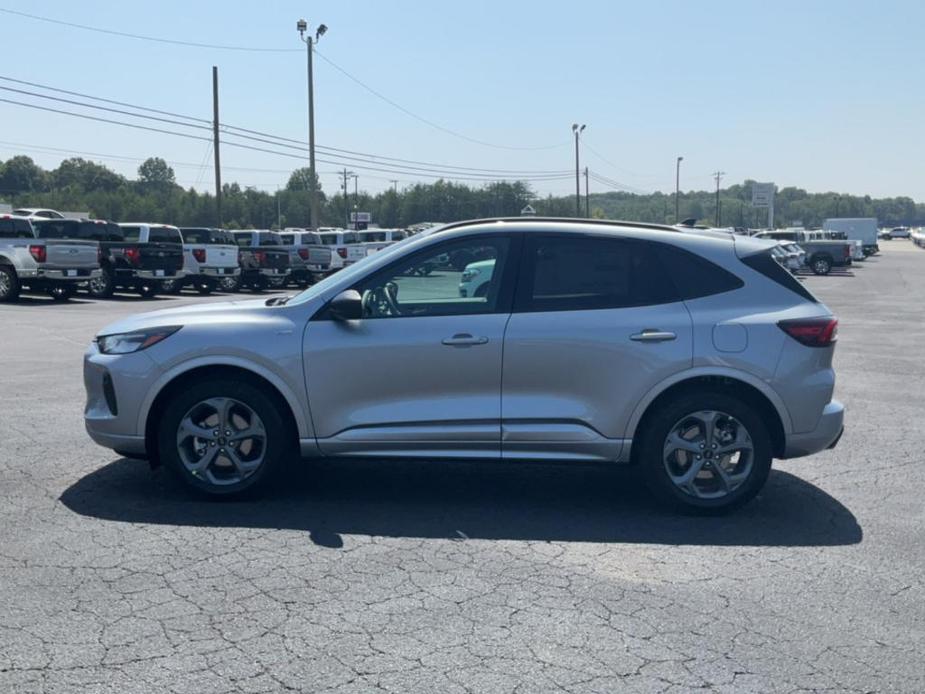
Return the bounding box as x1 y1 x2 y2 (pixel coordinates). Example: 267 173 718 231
0 242 923 693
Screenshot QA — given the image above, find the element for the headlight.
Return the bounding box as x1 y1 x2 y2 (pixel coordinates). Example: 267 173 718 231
461 268 481 282
97 326 181 354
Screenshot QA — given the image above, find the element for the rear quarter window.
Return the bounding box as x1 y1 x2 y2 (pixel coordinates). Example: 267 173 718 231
653 243 745 300
741 251 817 302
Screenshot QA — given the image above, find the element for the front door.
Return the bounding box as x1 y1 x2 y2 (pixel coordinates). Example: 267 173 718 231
303 235 518 458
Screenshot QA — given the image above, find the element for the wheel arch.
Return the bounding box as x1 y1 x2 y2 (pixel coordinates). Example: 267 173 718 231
627 370 790 460
141 360 308 462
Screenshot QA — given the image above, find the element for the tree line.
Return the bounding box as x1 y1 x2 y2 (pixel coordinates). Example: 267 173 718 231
1 154 923 229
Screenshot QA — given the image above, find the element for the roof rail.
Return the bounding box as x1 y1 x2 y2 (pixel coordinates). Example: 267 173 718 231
434 216 681 234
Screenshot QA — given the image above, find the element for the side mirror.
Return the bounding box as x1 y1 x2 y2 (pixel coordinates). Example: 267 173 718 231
328 289 363 321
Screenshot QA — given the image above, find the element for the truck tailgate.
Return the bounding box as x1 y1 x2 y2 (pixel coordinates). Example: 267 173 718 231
307 247 332 265
140 243 184 272
43 239 99 269
204 244 239 268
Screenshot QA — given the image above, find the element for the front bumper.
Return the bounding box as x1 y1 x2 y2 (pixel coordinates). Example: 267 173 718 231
782 400 845 458
84 343 161 457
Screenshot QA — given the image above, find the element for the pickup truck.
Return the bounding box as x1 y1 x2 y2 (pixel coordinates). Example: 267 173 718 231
230 230 290 291
155 227 241 295
279 229 333 286
33 219 184 298
318 230 367 271
753 230 852 275
0 214 100 302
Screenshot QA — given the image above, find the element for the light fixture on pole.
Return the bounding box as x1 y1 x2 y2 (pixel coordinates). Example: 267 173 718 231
572 123 585 216
297 18 327 230
675 156 683 223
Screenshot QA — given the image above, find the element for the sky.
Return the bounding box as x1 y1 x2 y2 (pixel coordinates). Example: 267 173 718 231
0 0 922 201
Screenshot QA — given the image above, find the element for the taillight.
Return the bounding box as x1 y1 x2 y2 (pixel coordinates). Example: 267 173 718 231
298 248 310 260
124 247 142 266
192 248 206 263
254 250 267 265
28 244 46 263
337 248 347 259
843 246 851 258
778 318 838 347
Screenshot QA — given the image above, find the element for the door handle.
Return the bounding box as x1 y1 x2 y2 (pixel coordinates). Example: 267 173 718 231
442 333 489 346
630 329 677 343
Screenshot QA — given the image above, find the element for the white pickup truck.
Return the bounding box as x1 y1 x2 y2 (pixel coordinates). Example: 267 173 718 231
0 214 100 301
157 227 240 295
318 229 367 270
278 229 334 287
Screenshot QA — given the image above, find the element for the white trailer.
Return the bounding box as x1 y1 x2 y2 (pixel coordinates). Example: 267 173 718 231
823 218 879 256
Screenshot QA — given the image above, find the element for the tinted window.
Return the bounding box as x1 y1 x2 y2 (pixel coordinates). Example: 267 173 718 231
258 232 281 246
121 226 141 242
180 228 210 244
303 233 322 244
360 231 386 242
319 234 338 245
742 251 817 302
392 231 407 241
33 220 80 239
278 235 295 245
353 237 510 319
149 227 182 243
342 233 358 244
77 221 122 241
654 243 744 300
232 234 252 248
0 218 34 238
522 236 677 312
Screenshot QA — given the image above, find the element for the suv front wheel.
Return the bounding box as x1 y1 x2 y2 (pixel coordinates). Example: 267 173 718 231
157 379 290 497
637 392 772 513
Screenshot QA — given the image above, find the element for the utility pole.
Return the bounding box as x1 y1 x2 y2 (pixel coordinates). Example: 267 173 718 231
341 168 353 228
571 124 585 216
297 20 327 230
389 179 398 193
276 186 282 229
713 170 725 226
212 66 222 227
584 167 590 218
353 174 359 230
675 156 683 223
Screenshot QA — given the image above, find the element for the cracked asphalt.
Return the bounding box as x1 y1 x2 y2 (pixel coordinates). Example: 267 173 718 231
1 242 923 693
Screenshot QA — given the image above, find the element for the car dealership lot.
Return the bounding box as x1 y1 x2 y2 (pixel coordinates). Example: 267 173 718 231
1 244 923 692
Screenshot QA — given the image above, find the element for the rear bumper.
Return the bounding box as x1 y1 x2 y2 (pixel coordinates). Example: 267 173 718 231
782 400 845 458
20 268 101 282
200 267 240 277
136 269 184 280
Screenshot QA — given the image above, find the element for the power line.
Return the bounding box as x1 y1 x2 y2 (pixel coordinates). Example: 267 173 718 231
0 99 573 183
0 7 301 53
313 49 567 152
0 74 572 177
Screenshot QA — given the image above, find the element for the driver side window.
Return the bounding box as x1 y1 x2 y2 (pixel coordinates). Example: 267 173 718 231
354 237 510 319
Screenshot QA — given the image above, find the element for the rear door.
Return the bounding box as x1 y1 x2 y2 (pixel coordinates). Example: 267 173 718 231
303 234 518 457
501 234 693 461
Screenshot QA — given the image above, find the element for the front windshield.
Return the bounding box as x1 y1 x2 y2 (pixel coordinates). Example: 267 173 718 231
286 228 437 306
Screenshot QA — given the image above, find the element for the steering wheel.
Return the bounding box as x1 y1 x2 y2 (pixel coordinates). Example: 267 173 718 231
361 282 402 317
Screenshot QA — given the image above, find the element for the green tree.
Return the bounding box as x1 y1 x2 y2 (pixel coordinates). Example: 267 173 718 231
137 157 176 188
0 155 48 194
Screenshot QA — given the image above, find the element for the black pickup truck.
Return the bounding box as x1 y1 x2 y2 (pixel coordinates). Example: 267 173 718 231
32 219 184 298
230 230 291 291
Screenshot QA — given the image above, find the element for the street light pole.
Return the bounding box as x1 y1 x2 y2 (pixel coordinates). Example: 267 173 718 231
584 167 590 218
572 123 585 217
353 174 359 230
675 156 683 223
297 19 327 230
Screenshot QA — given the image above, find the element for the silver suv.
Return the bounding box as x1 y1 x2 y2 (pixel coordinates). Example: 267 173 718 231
84 219 845 512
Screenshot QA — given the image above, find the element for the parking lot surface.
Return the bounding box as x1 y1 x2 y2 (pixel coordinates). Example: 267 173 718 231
1 243 923 693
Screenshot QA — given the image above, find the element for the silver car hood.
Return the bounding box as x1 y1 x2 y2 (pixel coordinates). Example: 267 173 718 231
96 298 286 336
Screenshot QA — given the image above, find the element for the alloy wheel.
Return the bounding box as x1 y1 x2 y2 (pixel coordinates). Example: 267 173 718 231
0 270 11 298
662 410 754 499
176 397 267 486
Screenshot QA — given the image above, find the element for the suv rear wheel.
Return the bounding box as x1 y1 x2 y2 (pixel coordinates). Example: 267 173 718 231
638 392 772 513
157 379 290 497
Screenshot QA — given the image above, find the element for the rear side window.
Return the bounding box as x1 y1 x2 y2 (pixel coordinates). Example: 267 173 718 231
519 236 678 312
33 220 79 239
121 226 141 242
742 251 818 302
0 218 34 238
654 243 745 300
149 227 182 243
180 228 209 244
278 235 295 245
259 232 281 246
319 235 337 245
232 234 252 248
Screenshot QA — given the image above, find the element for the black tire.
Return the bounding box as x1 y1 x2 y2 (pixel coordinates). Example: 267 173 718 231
218 275 241 293
137 283 158 299
159 278 183 295
636 391 773 514
48 284 76 301
0 265 20 302
157 378 291 497
197 279 215 295
811 255 832 275
88 267 115 298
